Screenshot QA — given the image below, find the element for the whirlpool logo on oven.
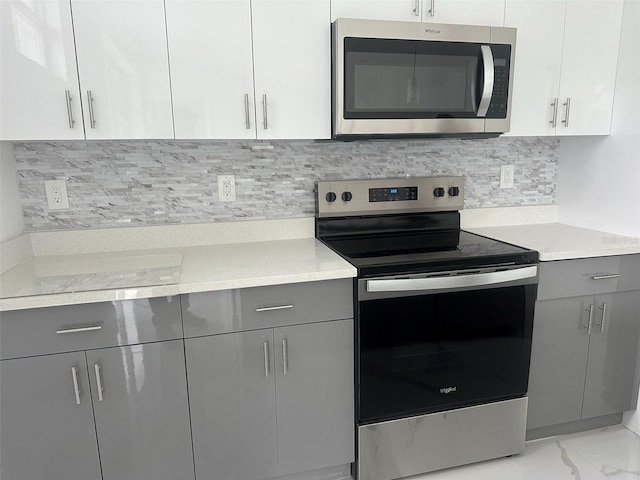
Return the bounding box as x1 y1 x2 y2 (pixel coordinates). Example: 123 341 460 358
439 386 457 394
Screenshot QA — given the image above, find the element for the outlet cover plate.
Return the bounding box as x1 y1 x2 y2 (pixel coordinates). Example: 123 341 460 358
500 165 515 189
218 175 236 202
45 179 70 210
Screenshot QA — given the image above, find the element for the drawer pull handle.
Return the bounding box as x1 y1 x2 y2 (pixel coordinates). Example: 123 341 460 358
256 305 294 313
71 366 81 405
584 304 594 335
263 340 270 378
94 364 104 402
591 274 620 280
282 338 288 375
57 325 102 334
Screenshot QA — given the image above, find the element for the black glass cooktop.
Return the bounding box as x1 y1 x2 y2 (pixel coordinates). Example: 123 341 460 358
316 212 538 277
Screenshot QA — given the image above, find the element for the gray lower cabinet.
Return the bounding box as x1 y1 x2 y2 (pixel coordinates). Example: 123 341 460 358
527 256 640 430
186 318 354 480
187 328 279 480
86 340 195 480
0 352 102 480
0 297 194 480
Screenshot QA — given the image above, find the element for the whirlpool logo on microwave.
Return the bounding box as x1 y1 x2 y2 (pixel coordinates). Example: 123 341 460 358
424 28 442 34
439 386 457 394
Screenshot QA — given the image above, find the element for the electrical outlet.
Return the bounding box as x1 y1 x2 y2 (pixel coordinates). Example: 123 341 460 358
500 165 515 189
218 175 236 202
45 179 70 210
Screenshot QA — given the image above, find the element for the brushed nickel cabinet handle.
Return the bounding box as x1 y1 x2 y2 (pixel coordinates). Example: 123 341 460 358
65 90 75 128
413 0 420 16
596 303 607 333
87 90 96 128
584 304 594 335
429 0 435 16
244 93 251 129
71 366 81 405
262 94 268 130
263 340 270 378
561 97 571 128
591 274 620 280
282 338 288 375
256 304 293 312
94 363 104 402
550 98 558 127
57 325 102 334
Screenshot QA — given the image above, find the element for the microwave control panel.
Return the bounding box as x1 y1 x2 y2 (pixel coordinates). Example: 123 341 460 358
486 44 511 119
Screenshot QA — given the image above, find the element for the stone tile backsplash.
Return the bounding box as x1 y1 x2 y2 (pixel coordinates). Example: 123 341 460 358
13 137 558 232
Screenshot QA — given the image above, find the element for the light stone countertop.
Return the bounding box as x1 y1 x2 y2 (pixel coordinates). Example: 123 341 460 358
466 223 640 261
0 238 357 311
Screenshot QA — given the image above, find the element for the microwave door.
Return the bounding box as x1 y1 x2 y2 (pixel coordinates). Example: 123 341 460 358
477 45 494 117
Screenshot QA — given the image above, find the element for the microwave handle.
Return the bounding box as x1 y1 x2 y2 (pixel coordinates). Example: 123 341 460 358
477 45 494 117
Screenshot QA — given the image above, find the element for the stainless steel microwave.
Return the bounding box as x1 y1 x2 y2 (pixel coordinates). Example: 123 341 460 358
332 18 516 139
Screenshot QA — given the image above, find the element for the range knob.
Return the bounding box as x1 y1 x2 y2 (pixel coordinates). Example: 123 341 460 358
448 186 460 197
433 187 445 198
325 192 337 203
341 191 353 202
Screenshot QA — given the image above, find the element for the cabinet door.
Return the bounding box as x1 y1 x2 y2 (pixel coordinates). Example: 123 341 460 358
582 291 640 419
274 319 355 475
86 340 194 480
71 0 174 139
527 296 591 429
251 0 331 139
0 0 84 140
504 0 565 136
0 352 101 480
186 329 279 480
331 0 422 22
165 0 256 139
422 0 506 26
556 0 623 136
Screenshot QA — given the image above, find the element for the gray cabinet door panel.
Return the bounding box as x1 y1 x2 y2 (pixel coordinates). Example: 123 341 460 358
527 297 591 429
274 319 355 475
86 340 194 480
0 297 182 360
0 352 102 480
582 290 640 419
182 279 353 337
186 329 279 480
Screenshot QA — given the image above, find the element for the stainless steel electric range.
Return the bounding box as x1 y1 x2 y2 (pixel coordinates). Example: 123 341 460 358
315 177 539 480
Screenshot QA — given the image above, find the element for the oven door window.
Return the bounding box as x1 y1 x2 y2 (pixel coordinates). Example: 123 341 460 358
344 38 483 119
357 284 536 424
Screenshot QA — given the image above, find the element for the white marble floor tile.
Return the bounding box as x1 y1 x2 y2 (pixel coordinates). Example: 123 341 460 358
406 425 640 480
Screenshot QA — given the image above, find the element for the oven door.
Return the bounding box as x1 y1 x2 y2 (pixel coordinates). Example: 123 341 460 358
356 265 537 425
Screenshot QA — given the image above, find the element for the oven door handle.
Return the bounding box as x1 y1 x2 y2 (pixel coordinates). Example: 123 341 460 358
366 265 538 293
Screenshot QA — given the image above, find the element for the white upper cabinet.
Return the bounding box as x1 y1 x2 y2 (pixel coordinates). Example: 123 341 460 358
556 0 623 136
0 0 84 140
165 0 256 139
331 0 505 26
331 0 422 22
252 0 331 139
504 0 566 136
421 0 505 26
71 0 174 139
506 0 623 136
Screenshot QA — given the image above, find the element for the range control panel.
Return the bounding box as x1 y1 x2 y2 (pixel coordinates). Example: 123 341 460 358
316 177 464 218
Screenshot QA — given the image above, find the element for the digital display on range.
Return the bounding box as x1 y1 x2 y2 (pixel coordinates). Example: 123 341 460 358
369 186 418 202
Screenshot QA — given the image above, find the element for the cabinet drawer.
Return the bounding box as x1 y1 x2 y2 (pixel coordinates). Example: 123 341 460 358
182 279 353 337
0 297 182 360
537 255 640 300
